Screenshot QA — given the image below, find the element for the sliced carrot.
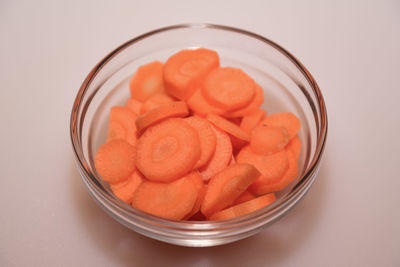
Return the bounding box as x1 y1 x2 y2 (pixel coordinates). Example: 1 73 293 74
184 116 217 169
94 139 136 184
107 106 138 146
135 101 189 133
237 145 289 190
130 61 165 102
201 163 261 218
207 113 250 142
107 121 126 141
240 109 267 134
202 67 256 111
224 84 264 118
140 93 175 114
163 48 219 100
232 190 256 205
250 149 299 195
131 174 198 220
286 135 301 161
261 112 301 140
209 193 276 221
135 118 200 182
186 88 225 116
110 171 143 204
125 98 142 115
183 172 206 220
200 125 232 181
250 125 289 155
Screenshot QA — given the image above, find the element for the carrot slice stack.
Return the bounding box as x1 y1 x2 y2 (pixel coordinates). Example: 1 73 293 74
95 48 304 222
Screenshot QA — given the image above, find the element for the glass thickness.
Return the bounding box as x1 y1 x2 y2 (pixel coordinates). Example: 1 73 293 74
70 23 327 247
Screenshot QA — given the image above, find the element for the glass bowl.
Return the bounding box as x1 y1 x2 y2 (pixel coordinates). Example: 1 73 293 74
70 23 327 247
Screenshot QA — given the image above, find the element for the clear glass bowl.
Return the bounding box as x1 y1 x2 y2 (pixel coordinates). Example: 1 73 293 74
70 23 327 247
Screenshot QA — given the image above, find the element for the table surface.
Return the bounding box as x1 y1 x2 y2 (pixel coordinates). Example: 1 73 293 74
1 1 399 266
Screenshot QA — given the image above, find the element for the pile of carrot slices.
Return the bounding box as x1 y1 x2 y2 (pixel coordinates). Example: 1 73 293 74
94 48 301 221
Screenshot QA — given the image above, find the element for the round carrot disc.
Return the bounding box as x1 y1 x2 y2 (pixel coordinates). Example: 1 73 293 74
202 67 256 111
94 139 136 184
135 118 201 182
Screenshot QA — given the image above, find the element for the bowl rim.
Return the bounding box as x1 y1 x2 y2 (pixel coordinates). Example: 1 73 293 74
70 23 328 229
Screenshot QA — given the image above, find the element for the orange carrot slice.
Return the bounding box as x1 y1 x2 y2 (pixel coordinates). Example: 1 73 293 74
107 121 126 141
135 118 200 182
202 67 256 111
183 172 206 220
224 84 264 118
125 98 142 115
131 174 198 220
200 125 232 181
261 112 301 140
135 101 189 133
201 163 261 218
130 61 165 102
110 171 143 204
186 88 225 116
209 193 276 221
232 190 256 205
250 149 299 195
250 125 289 155
207 113 250 142
286 135 301 161
237 145 289 190
140 93 175 114
184 116 217 169
94 139 136 184
107 106 138 146
240 109 267 134
163 48 219 100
